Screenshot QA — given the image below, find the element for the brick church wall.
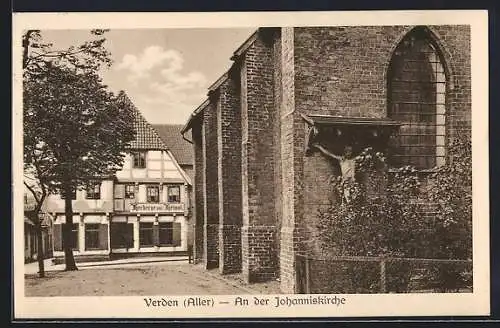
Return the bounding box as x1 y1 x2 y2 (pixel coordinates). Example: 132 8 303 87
240 32 279 283
217 74 243 274
293 26 471 258
192 115 205 262
189 25 471 293
276 27 308 293
202 101 219 269
431 26 471 141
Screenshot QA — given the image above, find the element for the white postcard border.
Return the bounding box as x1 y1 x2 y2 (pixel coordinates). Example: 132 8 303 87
12 10 490 319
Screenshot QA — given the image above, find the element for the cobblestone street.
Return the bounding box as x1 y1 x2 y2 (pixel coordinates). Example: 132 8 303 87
24 260 275 297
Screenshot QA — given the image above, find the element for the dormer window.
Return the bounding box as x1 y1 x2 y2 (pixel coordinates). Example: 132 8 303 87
132 151 146 168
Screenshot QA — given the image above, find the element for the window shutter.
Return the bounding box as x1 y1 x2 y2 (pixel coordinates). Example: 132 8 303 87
53 224 63 251
114 199 125 212
114 184 125 199
110 222 117 248
173 222 182 247
99 224 109 250
127 223 134 248
153 224 160 246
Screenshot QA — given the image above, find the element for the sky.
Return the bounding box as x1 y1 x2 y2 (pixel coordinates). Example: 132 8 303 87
40 28 256 125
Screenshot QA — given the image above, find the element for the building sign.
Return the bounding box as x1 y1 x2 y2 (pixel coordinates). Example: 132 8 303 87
129 203 184 213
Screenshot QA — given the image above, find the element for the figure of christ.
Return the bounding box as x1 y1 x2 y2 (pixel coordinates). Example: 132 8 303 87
312 143 356 204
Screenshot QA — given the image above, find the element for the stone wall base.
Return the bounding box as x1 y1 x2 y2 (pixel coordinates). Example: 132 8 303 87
218 224 242 274
241 225 279 283
194 224 204 263
203 223 219 269
279 225 303 294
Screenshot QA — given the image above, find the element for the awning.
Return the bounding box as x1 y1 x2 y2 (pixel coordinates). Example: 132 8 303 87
301 114 401 127
301 114 401 156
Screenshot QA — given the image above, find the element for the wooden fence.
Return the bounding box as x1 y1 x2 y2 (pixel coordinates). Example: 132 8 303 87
295 254 472 294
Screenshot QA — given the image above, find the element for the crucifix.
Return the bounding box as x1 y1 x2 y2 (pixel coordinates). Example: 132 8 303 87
312 142 357 204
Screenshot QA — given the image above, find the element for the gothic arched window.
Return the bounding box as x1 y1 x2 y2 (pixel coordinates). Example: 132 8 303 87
388 27 446 169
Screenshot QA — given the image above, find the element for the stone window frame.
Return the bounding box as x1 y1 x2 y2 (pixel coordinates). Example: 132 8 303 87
387 27 448 170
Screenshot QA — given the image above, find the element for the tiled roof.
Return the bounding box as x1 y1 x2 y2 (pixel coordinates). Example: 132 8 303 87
118 92 168 150
153 124 194 165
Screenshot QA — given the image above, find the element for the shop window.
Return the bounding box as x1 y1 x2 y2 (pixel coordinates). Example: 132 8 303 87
85 223 100 250
167 186 181 203
147 185 160 203
139 222 154 247
388 27 447 169
159 222 173 246
110 222 134 248
85 182 101 199
132 151 146 168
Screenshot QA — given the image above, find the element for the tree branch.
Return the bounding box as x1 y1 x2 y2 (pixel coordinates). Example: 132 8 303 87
31 47 89 59
23 173 38 182
24 181 40 204
34 190 47 214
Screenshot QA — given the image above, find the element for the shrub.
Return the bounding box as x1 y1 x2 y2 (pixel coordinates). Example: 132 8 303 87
316 138 472 293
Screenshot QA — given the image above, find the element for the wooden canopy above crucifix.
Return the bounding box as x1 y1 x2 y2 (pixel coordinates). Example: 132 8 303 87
301 114 401 156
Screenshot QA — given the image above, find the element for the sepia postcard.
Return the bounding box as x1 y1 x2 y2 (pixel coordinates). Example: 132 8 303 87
13 10 490 319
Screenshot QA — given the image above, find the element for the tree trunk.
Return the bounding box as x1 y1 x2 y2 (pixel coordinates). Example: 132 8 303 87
22 31 32 69
63 184 78 271
34 214 45 278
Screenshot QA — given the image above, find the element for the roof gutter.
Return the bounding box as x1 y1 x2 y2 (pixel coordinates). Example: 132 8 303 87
230 28 260 61
180 98 210 143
